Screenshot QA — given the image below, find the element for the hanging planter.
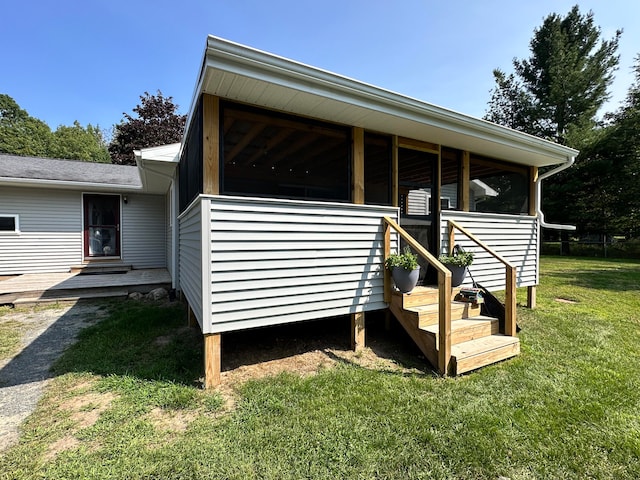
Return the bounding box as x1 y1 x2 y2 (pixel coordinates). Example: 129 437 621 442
439 245 474 287
385 247 420 294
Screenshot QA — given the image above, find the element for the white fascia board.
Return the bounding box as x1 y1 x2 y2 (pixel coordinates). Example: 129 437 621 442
0 177 143 192
202 36 579 167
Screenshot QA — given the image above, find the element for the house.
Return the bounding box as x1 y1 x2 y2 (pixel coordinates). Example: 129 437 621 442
0 151 177 282
0 36 579 386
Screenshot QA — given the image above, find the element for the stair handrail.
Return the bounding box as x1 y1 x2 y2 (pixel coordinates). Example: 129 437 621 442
382 216 453 376
447 220 517 336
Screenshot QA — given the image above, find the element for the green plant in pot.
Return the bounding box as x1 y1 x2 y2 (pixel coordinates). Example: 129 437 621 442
385 246 420 293
438 245 474 287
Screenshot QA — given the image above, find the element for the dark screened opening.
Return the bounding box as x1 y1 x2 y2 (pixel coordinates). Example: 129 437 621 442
441 147 461 210
364 132 392 206
179 97 203 213
470 157 530 214
222 103 351 202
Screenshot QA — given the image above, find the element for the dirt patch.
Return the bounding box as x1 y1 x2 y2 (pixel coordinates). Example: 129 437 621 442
214 313 430 403
147 407 197 434
62 391 117 429
44 435 80 461
555 297 578 304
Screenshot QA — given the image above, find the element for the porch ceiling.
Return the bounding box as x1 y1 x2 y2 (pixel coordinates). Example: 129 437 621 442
192 36 578 168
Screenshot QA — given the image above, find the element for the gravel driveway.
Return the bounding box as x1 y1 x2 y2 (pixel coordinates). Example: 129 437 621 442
0 303 108 451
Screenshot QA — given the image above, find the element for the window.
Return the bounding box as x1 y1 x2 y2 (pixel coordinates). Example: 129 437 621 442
469 157 530 214
222 102 351 202
0 215 19 233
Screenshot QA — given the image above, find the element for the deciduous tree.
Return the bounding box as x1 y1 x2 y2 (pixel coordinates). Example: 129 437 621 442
108 91 186 165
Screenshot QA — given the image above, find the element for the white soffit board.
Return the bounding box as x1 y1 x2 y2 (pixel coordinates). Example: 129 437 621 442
199 36 579 168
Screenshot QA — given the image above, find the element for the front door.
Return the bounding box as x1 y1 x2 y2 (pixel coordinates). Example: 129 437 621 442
398 147 438 283
83 194 121 258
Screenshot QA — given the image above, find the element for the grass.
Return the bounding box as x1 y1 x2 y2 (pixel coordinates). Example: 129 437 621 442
1 257 639 479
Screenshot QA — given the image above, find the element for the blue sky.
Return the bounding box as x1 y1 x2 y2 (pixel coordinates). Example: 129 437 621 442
2 0 639 136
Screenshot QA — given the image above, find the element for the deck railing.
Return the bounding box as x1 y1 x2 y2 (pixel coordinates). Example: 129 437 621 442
447 220 517 336
382 216 453 376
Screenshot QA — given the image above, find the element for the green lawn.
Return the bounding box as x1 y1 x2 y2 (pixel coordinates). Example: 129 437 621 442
1 257 639 479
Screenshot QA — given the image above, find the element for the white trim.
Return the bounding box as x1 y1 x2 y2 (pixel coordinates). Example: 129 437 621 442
0 213 20 234
186 36 579 168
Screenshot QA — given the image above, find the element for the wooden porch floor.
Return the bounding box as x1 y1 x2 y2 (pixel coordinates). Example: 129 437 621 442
0 269 172 305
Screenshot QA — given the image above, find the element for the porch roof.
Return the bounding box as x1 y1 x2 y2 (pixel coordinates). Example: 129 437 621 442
186 36 578 168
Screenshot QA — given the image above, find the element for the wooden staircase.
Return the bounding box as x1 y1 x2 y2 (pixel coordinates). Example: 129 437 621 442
389 286 520 375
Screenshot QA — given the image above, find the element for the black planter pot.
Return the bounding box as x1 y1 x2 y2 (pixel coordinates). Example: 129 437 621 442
391 266 420 293
446 265 467 287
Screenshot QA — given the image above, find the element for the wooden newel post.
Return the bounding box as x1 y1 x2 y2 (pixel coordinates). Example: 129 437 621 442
383 221 391 304
505 266 517 336
437 271 452 376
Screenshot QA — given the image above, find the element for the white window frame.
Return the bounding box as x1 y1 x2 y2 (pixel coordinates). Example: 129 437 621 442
0 214 20 234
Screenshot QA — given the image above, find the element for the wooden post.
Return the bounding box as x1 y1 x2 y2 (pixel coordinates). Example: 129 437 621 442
204 333 221 389
352 127 365 204
461 151 470 211
351 312 365 351
527 286 537 309
448 221 455 255
203 94 220 195
505 267 517 336
392 136 399 208
437 271 452 376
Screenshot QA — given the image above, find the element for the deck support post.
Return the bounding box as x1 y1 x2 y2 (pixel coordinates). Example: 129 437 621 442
351 312 365 351
204 333 221 389
527 286 537 309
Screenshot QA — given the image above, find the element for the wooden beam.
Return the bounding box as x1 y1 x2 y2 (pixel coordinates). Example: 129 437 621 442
351 312 365 351
392 136 399 208
527 286 537 309
203 94 220 195
461 151 470 211
204 333 221 389
352 127 365 204
398 137 440 154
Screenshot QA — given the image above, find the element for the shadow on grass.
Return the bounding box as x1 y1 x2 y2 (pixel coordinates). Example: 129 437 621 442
51 301 435 388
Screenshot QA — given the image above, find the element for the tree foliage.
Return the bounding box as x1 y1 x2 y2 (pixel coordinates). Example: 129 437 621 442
484 5 633 236
108 91 186 165
0 94 110 162
486 5 621 145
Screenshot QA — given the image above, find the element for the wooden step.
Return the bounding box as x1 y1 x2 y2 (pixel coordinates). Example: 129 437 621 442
70 263 132 274
393 286 462 309
451 334 520 375
421 315 499 347
406 301 482 327
13 289 129 306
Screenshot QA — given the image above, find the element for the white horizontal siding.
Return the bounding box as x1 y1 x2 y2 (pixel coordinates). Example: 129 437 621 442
178 199 203 329
204 195 398 333
0 187 82 274
121 193 167 268
441 211 538 291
